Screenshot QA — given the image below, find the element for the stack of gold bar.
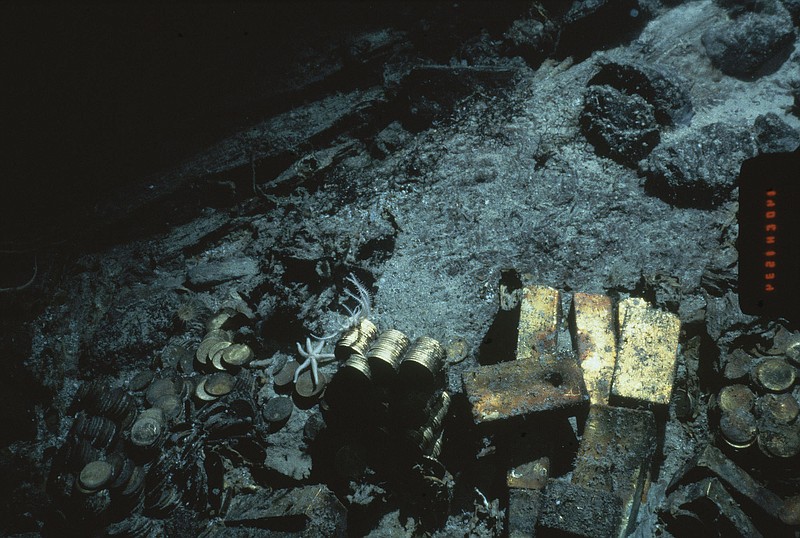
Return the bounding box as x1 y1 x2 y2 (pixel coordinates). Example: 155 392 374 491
462 276 683 538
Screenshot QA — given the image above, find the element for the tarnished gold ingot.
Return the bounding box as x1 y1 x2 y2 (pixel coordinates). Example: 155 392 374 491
572 404 656 538
517 285 560 361
335 318 379 362
462 353 589 425
400 336 446 386
611 297 681 406
570 293 616 405
507 456 550 490
367 329 410 381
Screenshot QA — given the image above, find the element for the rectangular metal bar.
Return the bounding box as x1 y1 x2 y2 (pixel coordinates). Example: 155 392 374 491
570 293 617 405
572 404 657 538
462 355 589 425
538 479 622 537
611 297 681 406
517 285 561 361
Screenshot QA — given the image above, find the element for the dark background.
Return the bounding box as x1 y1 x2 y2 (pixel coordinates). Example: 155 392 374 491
0 2 530 250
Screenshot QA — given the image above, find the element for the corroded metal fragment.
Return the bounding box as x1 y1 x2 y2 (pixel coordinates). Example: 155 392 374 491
570 293 617 405
611 297 681 406
507 456 549 490
462 355 589 425
538 479 622 537
666 478 763 538
572 404 656 538
508 488 543 538
669 444 784 519
517 285 560 361
225 485 347 536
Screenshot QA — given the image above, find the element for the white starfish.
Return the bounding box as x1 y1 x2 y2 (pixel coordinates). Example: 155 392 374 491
294 337 336 386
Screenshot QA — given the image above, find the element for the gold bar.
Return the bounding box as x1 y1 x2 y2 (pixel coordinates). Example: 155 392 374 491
570 293 617 405
611 297 681 406
572 405 656 538
517 285 560 361
462 354 589 425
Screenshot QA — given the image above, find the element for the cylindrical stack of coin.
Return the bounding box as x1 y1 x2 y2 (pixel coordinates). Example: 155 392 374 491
716 384 758 450
399 336 446 387
128 409 166 462
752 358 796 393
335 318 378 362
367 329 410 383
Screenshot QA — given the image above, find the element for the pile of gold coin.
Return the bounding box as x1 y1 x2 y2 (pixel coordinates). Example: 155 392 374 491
195 328 254 372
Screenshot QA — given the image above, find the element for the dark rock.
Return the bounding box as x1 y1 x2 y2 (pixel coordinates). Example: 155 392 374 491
782 0 800 23
502 17 558 67
588 60 694 125
187 258 260 288
558 0 649 60
581 85 661 166
754 112 800 153
701 7 795 78
640 122 757 208
396 66 517 132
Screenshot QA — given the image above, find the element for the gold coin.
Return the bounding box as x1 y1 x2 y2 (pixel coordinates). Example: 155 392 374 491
446 338 469 364
207 341 233 371
754 358 797 393
194 378 218 401
205 309 236 332
130 417 163 447
274 360 300 388
196 337 222 365
204 328 233 342
205 372 236 397
79 460 114 491
295 370 328 398
222 344 253 367
146 378 177 406
718 384 755 413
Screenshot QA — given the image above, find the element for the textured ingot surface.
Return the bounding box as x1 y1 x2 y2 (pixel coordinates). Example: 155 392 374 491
753 358 796 393
611 297 681 406
517 284 560 361
205 372 236 397
335 318 379 361
719 408 758 448
718 384 755 413
572 404 656 538
570 293 616 405
508 488 543 538
462 354 589 424
539 478 622 538
507 456 549 490
79 460 114 492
